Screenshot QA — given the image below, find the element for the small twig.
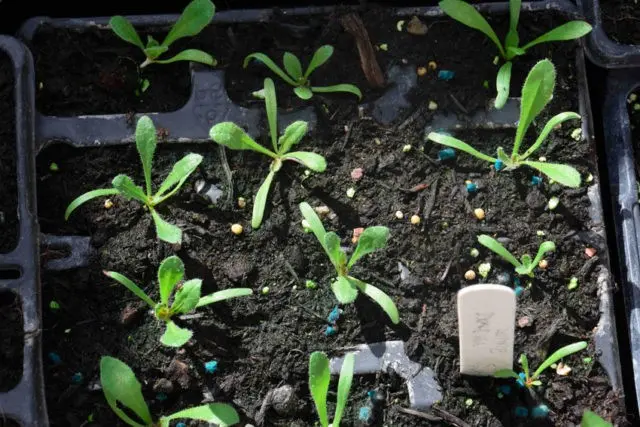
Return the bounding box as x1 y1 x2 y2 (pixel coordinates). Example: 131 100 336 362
422 178 440 224
431 407 473 427
283 259 299 282
218 145 234 205
395 406 441 421
341 121 355 151
449 93 469 115
340 13 385 88
294 304 327 323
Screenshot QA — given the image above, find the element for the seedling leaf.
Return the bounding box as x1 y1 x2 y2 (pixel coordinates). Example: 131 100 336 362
104 271 155 308
521 160 581 188
264 78 279 152
305 45 334 78
161 320 193 347
427 132 497 162
154 153 203 201
160 403 240 426
100 356 153 426
196 288 253 308
438 0 506 57
154 49 216 66
520 112 581 160
112 175 147 204
333 352 355 426
349 277 399 323
477 234 522 268
494 61 512 109
505 0 521 49
283 52 303 80
519 353 530 378
311 84 362 99
324 232 346 272
64 188 120 220
162 0 215 47
494 369 520 379
309 352 331 427
171 279 202 314
150 209 182 244
332 276 359 304
135 115 157 196
281 152 327 172
158 255 185 305
243 53 297 86
252 169 276 229
533 341 587 379
278 121 308 154
294 86 314 100
109 16 144 50
581 410 613 427
348 226 389 269
522 21 592 51
531 241 556 270
299 202 328 250
209 122 276 158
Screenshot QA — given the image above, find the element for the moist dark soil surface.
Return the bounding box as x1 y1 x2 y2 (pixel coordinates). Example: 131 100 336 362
33 7 626 427
0 291 23 392
601 0 640 46
0 51 18 253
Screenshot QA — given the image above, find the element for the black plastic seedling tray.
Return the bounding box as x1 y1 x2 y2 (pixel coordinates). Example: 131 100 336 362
6 0 629 424
602 68 640 414
578 0 640 68
0 36 47 426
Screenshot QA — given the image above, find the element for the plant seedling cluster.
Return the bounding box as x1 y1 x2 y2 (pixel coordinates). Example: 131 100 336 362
211 78 327 228
478 234 556 278
244 45 362 100
309 351 355 427
428 59 582 187
495 341 587 388
439 0 591 108
300 202 399 324
110 0 216 68
104 255 252 347
65 116 202 244
100 356 239 426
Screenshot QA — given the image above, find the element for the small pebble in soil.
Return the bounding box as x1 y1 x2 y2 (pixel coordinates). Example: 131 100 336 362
378 43 388 51
71 372 83 384
586 173 594 183
358 405 374 424
629 93 638 103
314 205 331 217
464 270 476 281
465 181 478 193
204 360 218 374
571 128 582 141
537 230 546 236
301 219 311 232
548 196 560 210
49 162 59 172
493 56 500 65
531 404 550 418
583 357 593 364
352 227 364 244
395 210 404 220
346 187 356 198
167 359 191 389
494 159 504 171
48 352 62 365
176 423 186 427
438 148 455 161
410 215 421 225
156 392 168 401
305 279 317 289
465 398 473 407
325 325 337 336
531 175 543 186
478 262 491 278
556 362 572 376
195 180 224 205
568 277 579 290
514 286 524 297
407 16 428 35
396 20 405 31
470 248 480 258
539 156 547 162
261 286 270 295
104 199 113 209
237 197 246 208
49 300 60 310
327 306 341 324
417 66 427 77
538 259 548 269
496 272 511 285
585 247 597 258
517 316 531 328
153 378 174 394
428 61 437 70
438 70 455 80
515 406 529 418
351 168 364 181
231 223 243 235
120 303 143 326
402 144 412 152
474 208 485 220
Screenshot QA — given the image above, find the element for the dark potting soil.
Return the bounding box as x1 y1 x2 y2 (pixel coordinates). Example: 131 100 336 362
0 51 18 254
34 8 625 427
0 291 23 392
601 0 640 46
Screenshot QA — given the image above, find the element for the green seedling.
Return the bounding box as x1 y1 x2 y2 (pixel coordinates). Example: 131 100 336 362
439 0 591 108
309 351 355 427
65 116 202 244
495 341 587 388
244 45 362 100
477 234 555 278
581 410 613 427
100 356 239 426
110 0 216 68
104 255 252 347
427 59 582 187
210 78 327 228
299 202 399 323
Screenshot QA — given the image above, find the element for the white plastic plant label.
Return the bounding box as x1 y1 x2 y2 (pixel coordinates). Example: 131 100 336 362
457 284 516 376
